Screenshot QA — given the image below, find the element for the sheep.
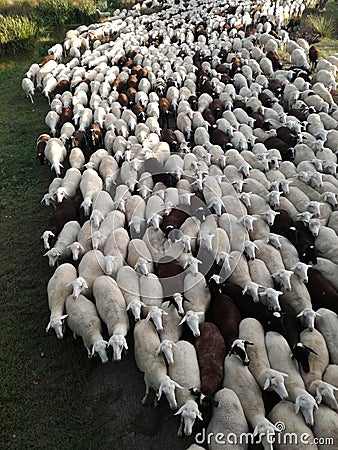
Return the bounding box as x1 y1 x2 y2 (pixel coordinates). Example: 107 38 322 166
77 249 109 298
65 294 108 363
315 308 338 365
46 263 77 339
43 220 80 266
69 147 85 171
116 266 140 305
206 388 249 450
127 239 153 276
268 401 317 450
313 258 338 291
55 168 82 204
134 319 182 409
313 405 338 447
195 322 226 398
93 275 129 361
239 318 289 400
223 355 277 449
168 341 202 436
266 331 318 426
22 77 35 103
44 138 67 177
79 168 103 216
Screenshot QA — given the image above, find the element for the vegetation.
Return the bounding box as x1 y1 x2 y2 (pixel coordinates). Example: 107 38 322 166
0 0 103 54
300 0 338 58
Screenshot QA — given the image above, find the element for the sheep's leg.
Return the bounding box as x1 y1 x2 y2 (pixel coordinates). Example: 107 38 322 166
177 417 183 437
142 380 149 405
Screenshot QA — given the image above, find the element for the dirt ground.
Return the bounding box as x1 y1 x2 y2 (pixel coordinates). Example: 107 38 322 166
86 337 207 450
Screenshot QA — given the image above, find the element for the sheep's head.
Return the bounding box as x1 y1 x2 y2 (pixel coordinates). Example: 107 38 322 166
228 339 254 366
271 269 294 292
90 209 105 229
290 262 310 283
89 230 107 250
311 380 338 411
156 340 178 366
67 277 88 299
253 418 276 450
46 314 68 339
67 241 85 261
91 339 109 363
297 308 320 331
295 390 318 426
259 287 283 311
43 248 61 267
146 306 168 332
179 310 204 337
157 376 182 410
263 369 288 399
174 400 202 437
243 240 258 261
81 196 92 216
126 299 146 322
108 334 128 362
134 257 150 276
41 230 55 250
243 282 264 303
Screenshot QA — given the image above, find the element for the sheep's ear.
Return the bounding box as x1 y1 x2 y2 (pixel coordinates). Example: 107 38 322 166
263 377 271 390
173 381 184 389
65 281 73 287
123 340 128 350
174 406 184 415
179 316 187 325
197 410 203 421
103 340 109 346
60 314 68 321
46 322 51 332
297 310 305 317
145 312 151 321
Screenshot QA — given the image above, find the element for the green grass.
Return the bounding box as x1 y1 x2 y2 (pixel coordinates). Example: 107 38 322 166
0 42 103 450
300 0 338 58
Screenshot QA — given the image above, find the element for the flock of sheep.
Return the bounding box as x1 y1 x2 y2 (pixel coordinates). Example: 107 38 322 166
22 0 338 447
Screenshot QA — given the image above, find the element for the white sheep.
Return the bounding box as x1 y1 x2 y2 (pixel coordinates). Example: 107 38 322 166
223 355 277 450
168 341 202 436
79 168 103 216
44 138 67 176
22 77 35 103
43 221 80 266
93 275 129 361
266 331 318 426
312 405 338 446
134 319 182 409
65 293 108 363
67 147 84 170
77 249 109 298
314 308 338 365
206 388 249 450
46 263 77 339
268 400 317 450
55 168 81 203
239 318 289 399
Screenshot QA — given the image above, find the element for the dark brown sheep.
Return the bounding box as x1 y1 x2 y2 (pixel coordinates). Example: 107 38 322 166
195 322 226 397
44 199 80 248
155 256 185 298
208 293 241 352
306 268 338 314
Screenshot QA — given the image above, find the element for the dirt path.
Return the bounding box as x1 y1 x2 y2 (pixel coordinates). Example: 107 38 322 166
86 338 206 450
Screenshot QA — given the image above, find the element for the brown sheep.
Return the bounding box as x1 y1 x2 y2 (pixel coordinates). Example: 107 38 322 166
195 322 226 397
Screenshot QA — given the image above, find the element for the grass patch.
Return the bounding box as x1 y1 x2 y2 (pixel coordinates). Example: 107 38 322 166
0 38 105 450
300 0 338 58
305 13 335 39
